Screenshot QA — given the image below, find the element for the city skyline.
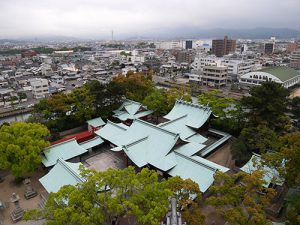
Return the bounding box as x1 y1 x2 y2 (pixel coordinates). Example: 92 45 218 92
0 0 300 39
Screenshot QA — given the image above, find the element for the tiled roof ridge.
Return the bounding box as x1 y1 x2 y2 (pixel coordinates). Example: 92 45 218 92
158 114 188 127
46 138 77 149
176 99 211 111
56 158 84 183
106 120 128 130
174 152 218 172
134 119 180 138
123 136 149 148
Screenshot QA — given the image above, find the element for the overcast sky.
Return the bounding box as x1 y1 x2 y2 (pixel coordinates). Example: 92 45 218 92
0 0 299 39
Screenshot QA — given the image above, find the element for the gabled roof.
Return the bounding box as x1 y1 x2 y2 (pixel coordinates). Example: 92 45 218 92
240 153 284 187
113 99 153 121
42 139 87 167
96 119 180 170
39 158 84 193
79 136 104 150
95 120 128 146
168 152 229 192
163 100 212 129
87 117 105 128
159 114 208 143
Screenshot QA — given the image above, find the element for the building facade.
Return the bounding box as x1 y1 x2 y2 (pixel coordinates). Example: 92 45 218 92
239 67 300 88
211 36 236 57
202 65 228 88
29 78 49 99
290 50 300 70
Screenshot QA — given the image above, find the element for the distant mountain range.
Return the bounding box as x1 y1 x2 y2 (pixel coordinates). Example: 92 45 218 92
1 27 300 43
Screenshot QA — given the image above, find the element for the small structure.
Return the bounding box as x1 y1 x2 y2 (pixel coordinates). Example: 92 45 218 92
87 117 106 131
39 158 84 193
162 198 185 225
10 193 24 223
113 99 153 124
240 153 284 187
23 178 37 200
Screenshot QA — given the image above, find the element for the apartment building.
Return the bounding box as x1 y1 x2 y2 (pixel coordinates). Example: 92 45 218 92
290 50 300 70
202 65 228 88
29 78 49 99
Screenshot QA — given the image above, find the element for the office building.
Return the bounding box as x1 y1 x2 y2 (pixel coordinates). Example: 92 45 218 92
211 36 236 57
264 43 275 54
185 40 193 49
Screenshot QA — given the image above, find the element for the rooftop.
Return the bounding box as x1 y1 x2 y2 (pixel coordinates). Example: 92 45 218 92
260 67 299 82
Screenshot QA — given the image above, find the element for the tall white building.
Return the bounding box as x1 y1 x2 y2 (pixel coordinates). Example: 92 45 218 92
29 78 49 99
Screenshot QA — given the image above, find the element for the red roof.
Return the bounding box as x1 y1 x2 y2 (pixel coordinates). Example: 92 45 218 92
51 130 95 145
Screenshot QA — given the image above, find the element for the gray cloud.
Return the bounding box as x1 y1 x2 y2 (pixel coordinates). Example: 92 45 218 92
0 0 299 38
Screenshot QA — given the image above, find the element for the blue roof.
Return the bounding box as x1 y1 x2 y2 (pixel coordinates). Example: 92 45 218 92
163 100 212 129
39 158 84 193
95 120 128 145
168 152 229 192
174 142 206 157
113 99 153 121
240 153 284 187
159 115 207 143
86 117 105 128
79 136 104 150
42 139 87 167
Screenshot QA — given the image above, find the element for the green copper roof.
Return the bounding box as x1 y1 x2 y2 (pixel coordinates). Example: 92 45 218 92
113 99 153 121
95 120 128 145
174 142 206 157
42 139 87 167
240 153 284 187
260 67 299 82
159 115 208 143
79 136 104 150
164 100 212 129
39 158 84 193
168 152 229 192
87 117 105 128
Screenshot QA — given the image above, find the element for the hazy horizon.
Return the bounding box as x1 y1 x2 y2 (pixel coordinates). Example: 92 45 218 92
0 0 299 39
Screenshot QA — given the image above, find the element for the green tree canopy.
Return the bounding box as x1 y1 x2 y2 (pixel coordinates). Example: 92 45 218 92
111 72 155 102
207 171 275 225
25 167 204 225
0 122 49 177
241 81 290 131
198 89 235 118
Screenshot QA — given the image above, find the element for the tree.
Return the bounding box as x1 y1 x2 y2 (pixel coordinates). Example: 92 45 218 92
240 124 279 154
0 122 49 178
168 177 205 225
289 97 300 130
207 171 275 225
241 81 290 132
25 167 173 225
263 132 300 187
111 72 155 102
198 89 235 118
143 88 192 120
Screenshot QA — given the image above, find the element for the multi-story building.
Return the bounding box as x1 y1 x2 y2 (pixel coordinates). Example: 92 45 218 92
174 50 196 64
185 40 193 49
290 50 300 70
221 59 256 81
191 54 218 71
264 43 275 55
29 78 49 99
211 36 236 57
287 42 298 53
202 65 228 88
